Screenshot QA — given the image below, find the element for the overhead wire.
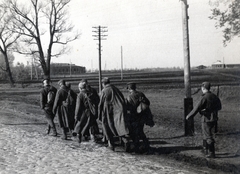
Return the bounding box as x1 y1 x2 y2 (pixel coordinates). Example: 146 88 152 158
73 1 225 47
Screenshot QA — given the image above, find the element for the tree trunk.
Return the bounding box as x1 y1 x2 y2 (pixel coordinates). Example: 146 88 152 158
3 54 14 87
39 56 50 80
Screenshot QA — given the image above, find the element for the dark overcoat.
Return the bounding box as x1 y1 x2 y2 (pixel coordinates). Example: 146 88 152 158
53 86 73 128
74 89 96 135
98 84 129 140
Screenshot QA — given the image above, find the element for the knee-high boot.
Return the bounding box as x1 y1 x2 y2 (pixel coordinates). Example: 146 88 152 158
202 140 208 155
206 142 215 158
61 127 67 140
46 125 51 134
51 124 57 136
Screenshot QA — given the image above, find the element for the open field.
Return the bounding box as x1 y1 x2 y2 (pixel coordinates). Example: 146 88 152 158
0 68 240 173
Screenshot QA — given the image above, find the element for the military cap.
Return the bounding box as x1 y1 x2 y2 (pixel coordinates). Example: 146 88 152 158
66 82 71 88
58 79 66 85
101 77 110 83
127 82 136 89
80 79 88 83
202 82 211 90
78 82 86 89
42 78 50 83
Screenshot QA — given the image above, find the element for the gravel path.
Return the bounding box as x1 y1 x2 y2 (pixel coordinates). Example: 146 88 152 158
0 124 206 174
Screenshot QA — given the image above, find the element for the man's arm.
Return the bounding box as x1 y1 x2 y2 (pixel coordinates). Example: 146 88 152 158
40 91 45 109
186 99 202 120
52 90 60 114
98 92 106 121
74 94 81 121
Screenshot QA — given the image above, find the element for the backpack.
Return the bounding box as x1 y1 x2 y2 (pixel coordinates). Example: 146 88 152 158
63 90 75 107
136 96 149 114
137 101 149 114
47 90 55 105
84 92 96 116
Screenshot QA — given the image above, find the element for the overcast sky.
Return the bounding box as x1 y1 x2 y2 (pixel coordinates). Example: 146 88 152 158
15 0 240 70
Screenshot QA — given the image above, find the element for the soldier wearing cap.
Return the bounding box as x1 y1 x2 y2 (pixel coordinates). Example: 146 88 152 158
126 82 154 153
186 82 222 158
98 77 130 150
72 80 99 143
80 79 100 141
53 79 73 140
40 78 58 136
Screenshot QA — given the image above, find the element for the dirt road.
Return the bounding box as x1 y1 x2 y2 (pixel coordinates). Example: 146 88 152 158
1 84 240 173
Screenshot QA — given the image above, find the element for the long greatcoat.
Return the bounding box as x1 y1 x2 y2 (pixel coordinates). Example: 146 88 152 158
98 84 129 140
53 85 74 129
74 89 96 135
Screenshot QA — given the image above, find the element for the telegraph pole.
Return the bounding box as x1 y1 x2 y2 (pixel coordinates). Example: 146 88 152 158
92 26 108 92
121 46 123 81
181 0 194 136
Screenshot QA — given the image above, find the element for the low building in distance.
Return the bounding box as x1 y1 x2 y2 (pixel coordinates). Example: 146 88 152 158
50 63 86 76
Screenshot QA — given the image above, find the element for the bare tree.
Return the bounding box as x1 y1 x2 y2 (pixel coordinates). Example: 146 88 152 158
8 0 80 79
209 0 240 46
0 3 20 87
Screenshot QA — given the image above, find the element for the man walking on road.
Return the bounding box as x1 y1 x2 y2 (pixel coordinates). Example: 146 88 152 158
64 82 77 132
72 81 98 143
98 77 130 150
80 79 100 141
186 82 222 158
40 78 58 136
126 82 154 153
53 80 73 140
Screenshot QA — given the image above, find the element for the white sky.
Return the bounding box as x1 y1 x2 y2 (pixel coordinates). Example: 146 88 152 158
14 0 240 70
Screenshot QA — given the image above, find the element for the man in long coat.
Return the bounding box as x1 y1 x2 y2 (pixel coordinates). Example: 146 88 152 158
53 79 73 140
81 79 100 141
98 77 129 150
72 81 97 143
65 82 77 132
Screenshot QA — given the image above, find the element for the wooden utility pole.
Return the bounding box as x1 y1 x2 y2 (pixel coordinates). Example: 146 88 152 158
121 46 123 81
31 57 33 80
181 0 194 136
92 26 108 92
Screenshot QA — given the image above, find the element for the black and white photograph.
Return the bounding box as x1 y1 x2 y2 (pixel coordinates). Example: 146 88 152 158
0 0 239 173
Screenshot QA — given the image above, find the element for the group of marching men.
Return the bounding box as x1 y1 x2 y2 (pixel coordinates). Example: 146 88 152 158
40 77 155 153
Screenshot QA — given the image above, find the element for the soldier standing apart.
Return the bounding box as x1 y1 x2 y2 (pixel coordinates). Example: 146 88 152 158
126 82 154 153
186 82 222 158
53 80 73 140
98 77 130 150
40 78 58 136
72 81 98 143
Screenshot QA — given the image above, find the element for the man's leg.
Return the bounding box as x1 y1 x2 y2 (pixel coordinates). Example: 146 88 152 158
61 127 67 140
72 121 84 143
202 139 208 155
130 122 140 153
138 124 150 150
44 110 57 136
202 122 215 158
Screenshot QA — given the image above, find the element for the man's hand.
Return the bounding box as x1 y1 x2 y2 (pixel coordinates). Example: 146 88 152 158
186 116 190 120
